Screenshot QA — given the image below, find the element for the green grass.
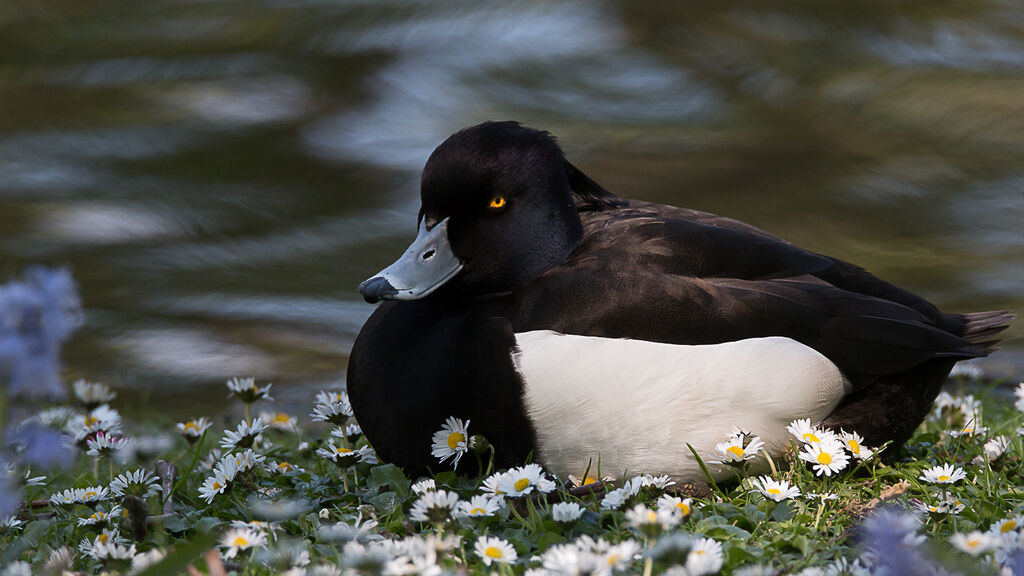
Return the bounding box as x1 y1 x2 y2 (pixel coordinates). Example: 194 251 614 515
2 377 1023 575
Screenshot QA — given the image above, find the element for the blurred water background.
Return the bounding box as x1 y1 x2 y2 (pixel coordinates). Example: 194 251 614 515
1 0 1022 418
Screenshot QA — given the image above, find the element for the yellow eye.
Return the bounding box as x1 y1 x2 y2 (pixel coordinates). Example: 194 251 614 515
488 196 506 209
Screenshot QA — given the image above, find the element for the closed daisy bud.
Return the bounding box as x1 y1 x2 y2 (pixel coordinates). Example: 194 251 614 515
552 502 585 522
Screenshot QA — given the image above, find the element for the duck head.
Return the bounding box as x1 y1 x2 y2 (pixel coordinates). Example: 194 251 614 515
359 121 626 303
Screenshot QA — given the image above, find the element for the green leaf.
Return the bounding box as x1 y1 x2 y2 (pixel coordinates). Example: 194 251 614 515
370 464 411 497
367 491 402 515
134 531 219 576
1 520 47 564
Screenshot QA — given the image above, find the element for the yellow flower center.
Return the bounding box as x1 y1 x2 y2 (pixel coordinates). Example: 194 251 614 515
213 481 223 490
817 452 832 465
85 490 97 499
767 488 781 495
938 475 950 482
677 503 691 515
803 432 820 443
251 385 259 394
89 513 99 520
726 446 745 460
98 533 109 544
446 432 465 451
1001 520 1017 533
232 536 250 547
274 414 290 424
848 440 861 454
646 511 658 523
607 554 620 566
583 476 599 486
694 550 706 556
485 546 502 559
185 422 199 433
85 416 99 427
335 447 352 454
513 478 530 492
470 507 486 515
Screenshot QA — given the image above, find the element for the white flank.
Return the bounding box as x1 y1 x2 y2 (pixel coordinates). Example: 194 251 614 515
512 332 849 482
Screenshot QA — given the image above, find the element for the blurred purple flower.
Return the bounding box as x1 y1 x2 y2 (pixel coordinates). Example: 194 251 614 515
7 422 74 470
859 507 934 576
0 266 82 400
0 476 18 519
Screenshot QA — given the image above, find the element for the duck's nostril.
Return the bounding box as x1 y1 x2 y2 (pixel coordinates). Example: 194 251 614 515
422 249 436 261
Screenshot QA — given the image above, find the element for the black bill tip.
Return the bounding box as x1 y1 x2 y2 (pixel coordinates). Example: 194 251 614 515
358 276 398 303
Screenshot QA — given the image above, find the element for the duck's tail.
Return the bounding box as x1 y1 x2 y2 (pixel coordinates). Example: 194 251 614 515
953 309 1015 355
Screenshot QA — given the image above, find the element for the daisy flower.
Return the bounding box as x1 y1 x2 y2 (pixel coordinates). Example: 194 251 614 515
79 485 111 506
90 539 137 563
109 468 161 499
786 419 837 445
919 463 967 484
67 405 122 443
552 502 585 522
839 429 874 460
176 417 212 442
457 495 501 518
658 494 693 517
220 527 269 559
2 514 25 530
480 471 507 496
430 416 470 469
226 377 273 404
72 379 116 409
85 431 132 458
199 470 231 504
798 440 850 476
220 418 270 451
686 537 724 576
331 423 364 443
637 474 676 490
130 549 166 573
311 392 353 425
983 435 1010 461
77 506 122 527
625 504 679 535
913 495 965 516
751 476 801 501
711 428 764 464
604 540 642 572
600 477 643 510
989 515 1024 535
950 530 996 556
260 411 298 432
268 460 302 474
411 479 436 495
50 488 83 507
931 391 981 429
408 489 460 524
316 443 375 468
474 536 517 566
496 463 557 497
